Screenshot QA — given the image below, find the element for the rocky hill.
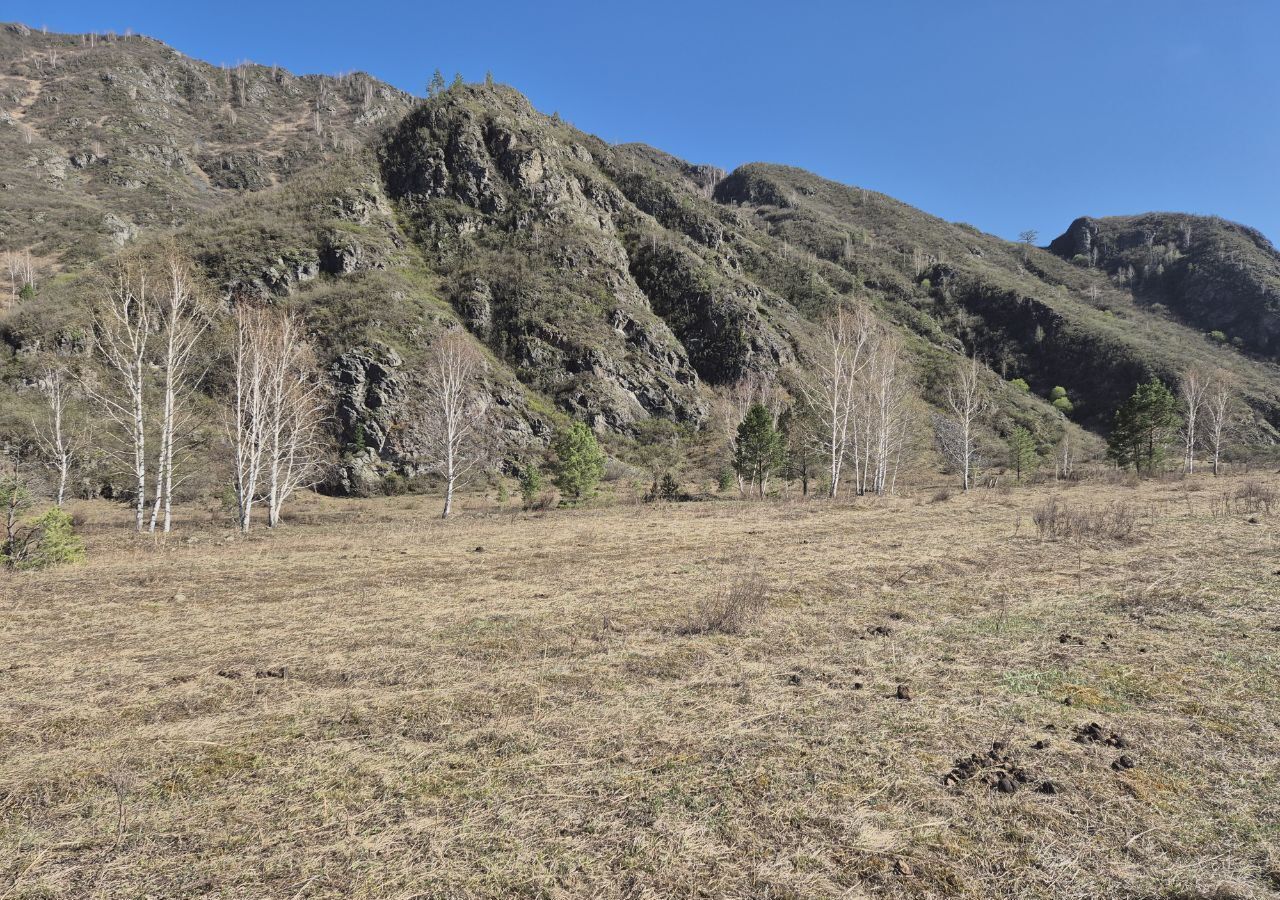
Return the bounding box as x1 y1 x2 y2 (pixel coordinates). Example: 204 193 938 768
1049 213 1280 355
0 22 411 266
3 23 1279 492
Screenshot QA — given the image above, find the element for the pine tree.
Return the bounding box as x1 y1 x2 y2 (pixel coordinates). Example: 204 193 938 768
778 405 815 496
551 422 605 504
427 69 445 97
734 403 782 498
1107 380 1181 475
451 72 464 90
1007 426 1038 482
20 508 85 569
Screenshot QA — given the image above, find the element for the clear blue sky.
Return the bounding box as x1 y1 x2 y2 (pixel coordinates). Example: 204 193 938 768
12 0 1280 244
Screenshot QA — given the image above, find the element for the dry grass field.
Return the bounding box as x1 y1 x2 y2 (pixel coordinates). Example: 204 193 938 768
2 475 1278 899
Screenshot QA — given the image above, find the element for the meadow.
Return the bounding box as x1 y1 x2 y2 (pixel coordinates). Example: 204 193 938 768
2 474 1278 899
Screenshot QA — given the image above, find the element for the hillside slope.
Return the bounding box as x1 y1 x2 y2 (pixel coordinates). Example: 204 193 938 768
0 22 411 266
2 24 1279 493
1049 212 1280 355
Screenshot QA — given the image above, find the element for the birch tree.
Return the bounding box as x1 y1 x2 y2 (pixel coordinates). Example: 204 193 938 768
228 307 324 531
33 367 79 507
1178 366 1209 474
88 268 152 532
938 353 989 491
1055 429 1074 480
805 303 873 498
852 332 915 496
1203 369 1236 477
263 314 325 528
5 250 36 307
148 256 206 533
229 307 269 533
417 331 490 519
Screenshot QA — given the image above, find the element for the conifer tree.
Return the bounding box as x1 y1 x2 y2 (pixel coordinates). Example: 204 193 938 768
734 403 782 498
551 421 605 504
1107 380 1181 475
1007 426 1038 481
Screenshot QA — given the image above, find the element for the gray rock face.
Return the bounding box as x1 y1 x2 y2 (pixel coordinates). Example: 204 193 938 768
322 345 406 495
457 276 494 339
224 250 320 301
380 85 715 433
1049 213 1280 356
329 344 405 454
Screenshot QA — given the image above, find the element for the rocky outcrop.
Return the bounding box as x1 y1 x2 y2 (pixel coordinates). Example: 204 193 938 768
322 344 405 495
329 343 405 455
379 85 716 432
1049 213 1280 355
627 239 794 384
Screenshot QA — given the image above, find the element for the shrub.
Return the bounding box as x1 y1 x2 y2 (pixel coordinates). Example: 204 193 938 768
681 572 770 635
496 481 509 504
518 464 543 509
931 488 952 503
645 472 683 502
3 508 85 570
552 421 605 505
1009 377 1030 393
717 467 736 493
1031 497 1137 542
1235 480 1275 515
1208 330 1227 343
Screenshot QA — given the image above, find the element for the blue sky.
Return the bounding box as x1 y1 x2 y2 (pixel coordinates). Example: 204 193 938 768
11 0 1280 244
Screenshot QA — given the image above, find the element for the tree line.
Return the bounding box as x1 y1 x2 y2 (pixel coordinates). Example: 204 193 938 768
2 265 1255 567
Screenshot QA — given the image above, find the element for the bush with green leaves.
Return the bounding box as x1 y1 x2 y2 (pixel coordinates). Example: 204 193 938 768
551 421 605 505
1049 385 1074 414
1009 377 1030 392
3 499 85 571
717 466 736 493
18 509 85 569
518 464 543 508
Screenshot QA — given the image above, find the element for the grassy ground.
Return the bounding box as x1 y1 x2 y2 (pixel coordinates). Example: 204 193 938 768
2 475 1278 899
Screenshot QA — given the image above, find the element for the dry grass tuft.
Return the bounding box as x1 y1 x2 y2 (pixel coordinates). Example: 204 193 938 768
1236 479 1277 515
1032 496 1138 542
680 570 770 634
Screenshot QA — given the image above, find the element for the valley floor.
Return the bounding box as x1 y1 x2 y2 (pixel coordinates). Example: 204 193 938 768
2 476 1278 899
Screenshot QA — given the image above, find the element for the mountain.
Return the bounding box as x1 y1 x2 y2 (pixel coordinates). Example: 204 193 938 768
0 22 411 265
3 23 1278 493
1049 213 1280 355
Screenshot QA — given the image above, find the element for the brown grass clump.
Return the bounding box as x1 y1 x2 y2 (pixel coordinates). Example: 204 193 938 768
1032 496 1138 542
1235 479 1277 515
680 570 770 634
